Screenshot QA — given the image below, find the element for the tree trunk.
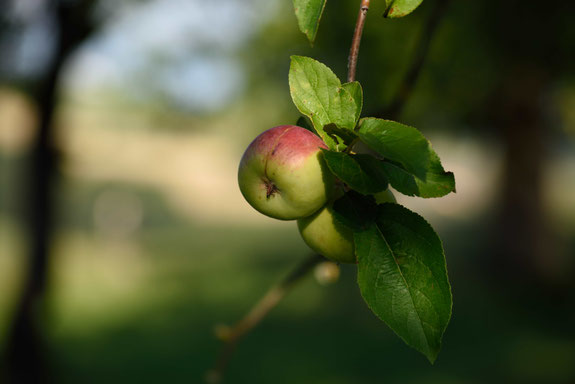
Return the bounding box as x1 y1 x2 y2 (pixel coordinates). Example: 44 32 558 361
2 1 94 382
491 65 551 284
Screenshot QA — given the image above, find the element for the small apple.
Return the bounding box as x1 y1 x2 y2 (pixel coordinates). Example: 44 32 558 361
297 188 397 263
238 125 334 220
297 204 355 263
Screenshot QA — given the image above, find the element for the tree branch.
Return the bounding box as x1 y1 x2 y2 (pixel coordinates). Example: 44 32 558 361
207 2 379 381
206 254 324 383
379 0 450 120
347 0 371 82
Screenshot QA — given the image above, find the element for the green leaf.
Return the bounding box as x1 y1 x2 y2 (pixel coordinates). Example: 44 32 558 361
383 149 456 198
322 150 388 195
383 0 424 18
332 190 377 231
289 56 360 150
358 118 430 180
323 123 358 149
293 0 326 43
355 203 452 362
342 81 363 124
296 116 314 132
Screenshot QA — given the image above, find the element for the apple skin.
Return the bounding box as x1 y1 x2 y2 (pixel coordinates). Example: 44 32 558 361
297 203 355 263
238 125 335 220
297 188 397 263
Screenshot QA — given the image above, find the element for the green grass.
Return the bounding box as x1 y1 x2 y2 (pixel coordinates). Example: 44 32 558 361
1 176 574 384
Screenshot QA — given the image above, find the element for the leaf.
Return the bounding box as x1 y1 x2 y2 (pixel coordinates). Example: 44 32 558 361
289 56 360 150
342 81 363 124
332 190 377 231
324 123 358 149
293 0 326 43
321 150 388 195
383 149 456 198
358 118 430 180
383 0 424 18
355 203 452 362
296 116 314 132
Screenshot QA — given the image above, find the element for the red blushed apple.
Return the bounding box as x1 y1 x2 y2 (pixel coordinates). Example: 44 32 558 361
238 125 334 220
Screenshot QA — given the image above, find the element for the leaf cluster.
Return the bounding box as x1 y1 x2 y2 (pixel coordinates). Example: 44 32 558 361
289 56 454 362
289 56 455 200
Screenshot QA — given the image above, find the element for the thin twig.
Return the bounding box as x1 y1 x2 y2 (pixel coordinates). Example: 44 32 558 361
206 254 323 383
347 0 371 82
380 0 451 120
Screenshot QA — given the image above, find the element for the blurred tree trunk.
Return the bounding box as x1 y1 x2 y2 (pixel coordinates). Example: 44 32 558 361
2 1 94 382
490 66 551 283
484 0 571 287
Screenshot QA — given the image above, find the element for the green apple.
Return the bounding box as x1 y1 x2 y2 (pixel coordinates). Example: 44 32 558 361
297 204 355 263
297 188 397 263
238 125 334 220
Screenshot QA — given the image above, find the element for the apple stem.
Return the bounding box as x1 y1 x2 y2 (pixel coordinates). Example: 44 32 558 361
347 0 370 83
207 254 324 383
343 137 361 154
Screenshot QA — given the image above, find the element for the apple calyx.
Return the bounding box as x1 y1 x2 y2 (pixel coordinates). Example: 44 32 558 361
264 179 279 198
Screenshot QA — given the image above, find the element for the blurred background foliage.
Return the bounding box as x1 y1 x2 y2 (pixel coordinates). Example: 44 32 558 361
1 0 575 382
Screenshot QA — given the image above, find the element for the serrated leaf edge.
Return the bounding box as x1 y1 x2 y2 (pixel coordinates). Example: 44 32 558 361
356 203 453 363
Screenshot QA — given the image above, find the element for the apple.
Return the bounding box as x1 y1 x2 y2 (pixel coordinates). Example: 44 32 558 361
297 188 397 263
297 203 355 263
238 125 334 220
